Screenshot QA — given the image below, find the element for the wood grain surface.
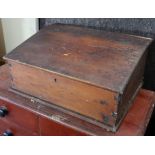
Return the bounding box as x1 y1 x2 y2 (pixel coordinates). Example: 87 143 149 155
4 24 152 92
0 64 154 135
4 25 152 131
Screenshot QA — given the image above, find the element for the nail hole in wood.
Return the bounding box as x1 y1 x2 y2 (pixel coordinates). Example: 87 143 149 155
100 100 108 105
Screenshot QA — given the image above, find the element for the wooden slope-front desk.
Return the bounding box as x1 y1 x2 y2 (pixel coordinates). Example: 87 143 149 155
0 64 154 136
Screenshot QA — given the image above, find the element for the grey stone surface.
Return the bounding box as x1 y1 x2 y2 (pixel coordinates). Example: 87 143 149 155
41 18 155 38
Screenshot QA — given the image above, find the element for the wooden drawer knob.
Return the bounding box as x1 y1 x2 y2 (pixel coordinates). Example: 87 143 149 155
2 130 13 136
0 106 8 117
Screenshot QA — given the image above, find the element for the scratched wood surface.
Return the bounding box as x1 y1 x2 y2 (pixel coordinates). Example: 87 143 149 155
3 25 153 131
4 24 152 92
0 64 154 135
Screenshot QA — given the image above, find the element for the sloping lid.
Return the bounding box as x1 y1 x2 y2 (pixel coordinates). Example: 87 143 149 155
4 24 152 93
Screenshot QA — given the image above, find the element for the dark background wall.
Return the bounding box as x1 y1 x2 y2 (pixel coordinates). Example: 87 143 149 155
40 18 155 37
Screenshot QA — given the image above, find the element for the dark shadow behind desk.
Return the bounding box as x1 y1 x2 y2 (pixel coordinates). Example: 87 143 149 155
39 18 155 135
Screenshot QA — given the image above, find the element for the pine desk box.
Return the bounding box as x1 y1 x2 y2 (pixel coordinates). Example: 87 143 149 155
4 24 152 132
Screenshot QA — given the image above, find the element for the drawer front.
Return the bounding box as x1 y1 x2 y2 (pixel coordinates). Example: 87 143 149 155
39 116 87 136
0 119 38 136
0 99 39 133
